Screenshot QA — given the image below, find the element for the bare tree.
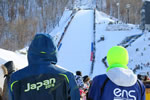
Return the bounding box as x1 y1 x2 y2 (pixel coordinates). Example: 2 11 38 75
100 0 143 24
0 0 72 50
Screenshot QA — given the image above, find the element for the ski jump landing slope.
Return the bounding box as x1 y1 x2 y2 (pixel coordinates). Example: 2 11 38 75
57 10 93 75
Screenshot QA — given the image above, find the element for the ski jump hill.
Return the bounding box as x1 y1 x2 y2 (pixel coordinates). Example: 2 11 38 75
57 9 96 76
0 8 147 86
52 8 143 77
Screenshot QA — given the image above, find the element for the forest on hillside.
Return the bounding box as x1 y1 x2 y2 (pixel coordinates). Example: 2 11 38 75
96 0 143 24
0 0 143 51
0 0 74 50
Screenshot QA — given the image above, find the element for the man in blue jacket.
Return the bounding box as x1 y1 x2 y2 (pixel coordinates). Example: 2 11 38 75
8 34 80 100
88 46 145 100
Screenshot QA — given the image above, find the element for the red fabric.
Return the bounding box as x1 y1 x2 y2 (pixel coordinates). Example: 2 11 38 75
79 89 86 100
79 89 84 96
90 52 93 61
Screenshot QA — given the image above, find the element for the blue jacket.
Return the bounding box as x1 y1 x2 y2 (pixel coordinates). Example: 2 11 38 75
88 68 145 100
8 34 80 100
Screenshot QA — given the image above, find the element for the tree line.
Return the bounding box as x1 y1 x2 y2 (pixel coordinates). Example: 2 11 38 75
96 0 143 24
0 0 74 51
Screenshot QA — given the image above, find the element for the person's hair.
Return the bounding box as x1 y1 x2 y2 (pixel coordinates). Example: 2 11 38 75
137 74 142 80
76 71 82 76
144 76 149 81
83 75 90 83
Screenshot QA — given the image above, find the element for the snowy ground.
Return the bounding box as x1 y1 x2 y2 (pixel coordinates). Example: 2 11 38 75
0 48 28 88
0 9 147 88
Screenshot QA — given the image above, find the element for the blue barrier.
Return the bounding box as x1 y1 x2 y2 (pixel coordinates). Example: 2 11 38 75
91 42 93 52
90 42 94 61
58 43 62 51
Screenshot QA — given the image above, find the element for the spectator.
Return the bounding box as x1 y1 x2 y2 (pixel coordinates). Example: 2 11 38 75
74 71 85 99
8 34 80 100
137 74 145 81
147 72 149 77
83 75 90 91
144 75 150 81
2 61 15 100
88 46 145 100
143 75 150 88
143 81 150 88
79 75 90 100
75 71 85 89
137 74 141 80
82 75 91 100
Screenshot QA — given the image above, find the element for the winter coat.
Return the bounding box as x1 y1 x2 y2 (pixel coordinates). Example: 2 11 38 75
8 34 80 100
88 67 145 100
0 87 2 100
2 75 11 100
79 86 88 100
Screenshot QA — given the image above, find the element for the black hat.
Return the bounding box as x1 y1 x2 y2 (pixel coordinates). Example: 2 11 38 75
4 61 15 75
76 71 82 76
83 75 90 83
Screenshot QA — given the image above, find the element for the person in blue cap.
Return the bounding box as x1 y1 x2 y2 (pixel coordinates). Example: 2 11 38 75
8 33 80 100
88 46 145 100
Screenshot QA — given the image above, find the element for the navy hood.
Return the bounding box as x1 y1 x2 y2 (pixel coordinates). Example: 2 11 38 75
27 34 57 65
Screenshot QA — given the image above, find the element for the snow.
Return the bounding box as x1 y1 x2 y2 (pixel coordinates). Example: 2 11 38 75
95 10 115 24
0 8 148 88
127 32 150 75
0 49 27 88
93 25 142 76
0 48 28 69
50 10 72 38
56 9 143 77
57 10 93 75
143 0 150 2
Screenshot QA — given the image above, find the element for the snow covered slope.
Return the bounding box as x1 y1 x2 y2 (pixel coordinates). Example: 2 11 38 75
56 9 142 77
57 10 93 75
0 8 145 87
127 32 150 75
